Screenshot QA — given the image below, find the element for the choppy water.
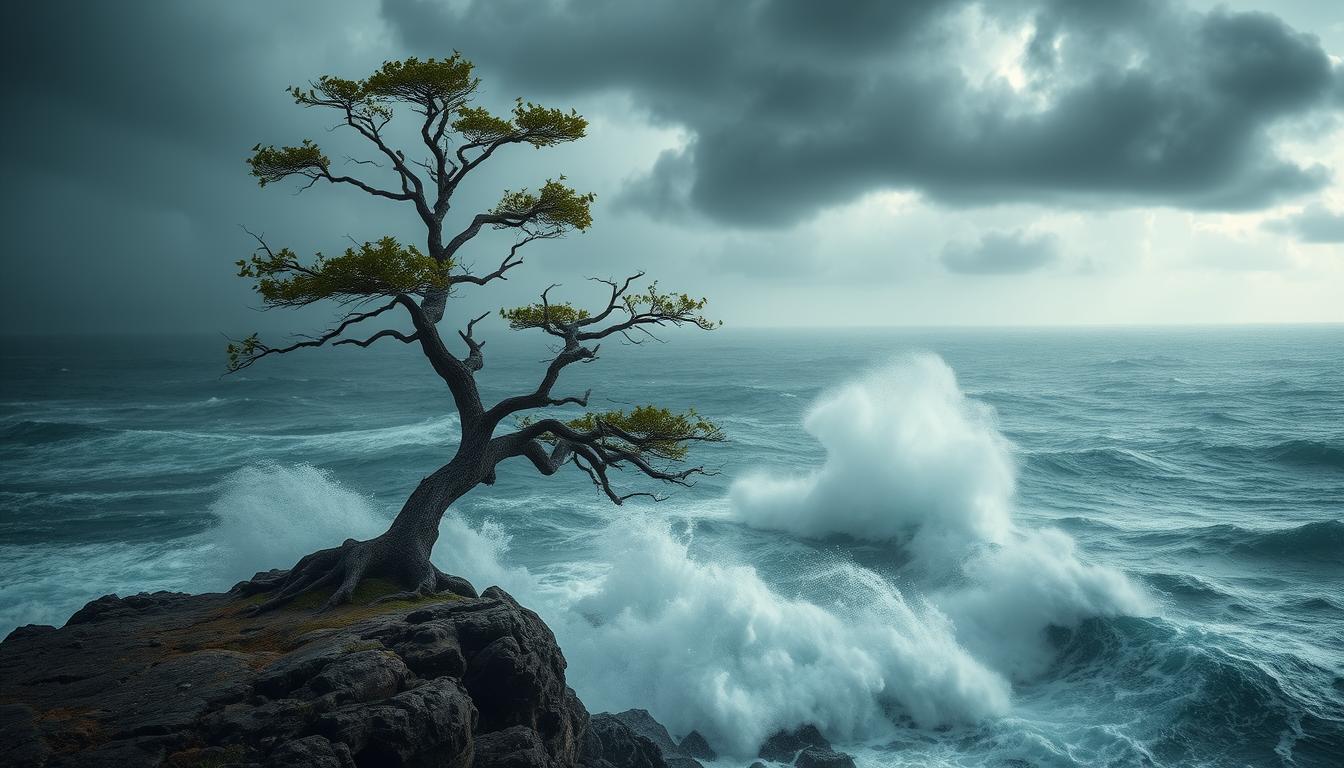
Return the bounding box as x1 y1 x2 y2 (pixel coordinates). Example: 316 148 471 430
2 327 1342 767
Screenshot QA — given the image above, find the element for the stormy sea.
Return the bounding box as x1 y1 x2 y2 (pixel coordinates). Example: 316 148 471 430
2 326 1341 767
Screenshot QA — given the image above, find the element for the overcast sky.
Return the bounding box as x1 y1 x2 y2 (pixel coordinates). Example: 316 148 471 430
3 0 1343 334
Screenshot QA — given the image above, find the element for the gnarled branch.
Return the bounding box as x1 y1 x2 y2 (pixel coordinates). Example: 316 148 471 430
226 298 397 372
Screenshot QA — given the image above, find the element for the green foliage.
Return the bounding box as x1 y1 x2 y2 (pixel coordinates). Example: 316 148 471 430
453 99 587 147
289 56 477 110
493 178 595 231
453 106 516 144
235 236 448 307
225 334 262 372
363 55 477 103
500 302 591 330
623 283 718 330
529 406 724 461
247 140 328 186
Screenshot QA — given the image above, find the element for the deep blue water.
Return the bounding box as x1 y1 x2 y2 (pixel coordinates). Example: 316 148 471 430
2 327 1342 767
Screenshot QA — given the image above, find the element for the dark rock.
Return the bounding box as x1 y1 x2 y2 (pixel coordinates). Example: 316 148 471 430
749 762 768 768
678 730 717 760
4 624 56 642
758 725 830 762
0 578 596 768
583 713 667 768
665 758 705 768
440 573 480 599
793 746 855 768
318 676 476 766
396 623 467 678
267 735 355 767
66 591 193 626
613 709 679 755
308 648 410 705
201 697 314 743
474 725 551 768
48 733 189 768
0 704 50 768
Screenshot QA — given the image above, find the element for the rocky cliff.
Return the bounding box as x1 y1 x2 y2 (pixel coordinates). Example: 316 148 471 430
0 575 855 768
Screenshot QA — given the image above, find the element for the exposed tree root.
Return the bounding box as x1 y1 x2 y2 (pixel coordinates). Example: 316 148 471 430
236 535 468 614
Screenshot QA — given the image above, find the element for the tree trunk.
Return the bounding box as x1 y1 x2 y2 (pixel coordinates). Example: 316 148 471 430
381 459 479 575
242 447 488 612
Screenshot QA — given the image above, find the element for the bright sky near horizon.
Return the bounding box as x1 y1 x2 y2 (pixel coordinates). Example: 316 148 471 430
4 0 1343 333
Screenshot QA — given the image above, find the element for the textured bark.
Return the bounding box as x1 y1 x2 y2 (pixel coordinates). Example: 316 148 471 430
243 452 488 611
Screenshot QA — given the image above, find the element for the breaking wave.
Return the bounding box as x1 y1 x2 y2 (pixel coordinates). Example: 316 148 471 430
728 354 1151 680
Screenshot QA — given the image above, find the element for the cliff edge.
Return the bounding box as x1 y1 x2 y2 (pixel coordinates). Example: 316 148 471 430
0 575 666 768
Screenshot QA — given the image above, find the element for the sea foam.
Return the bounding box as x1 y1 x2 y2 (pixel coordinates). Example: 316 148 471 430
729 354 1151 679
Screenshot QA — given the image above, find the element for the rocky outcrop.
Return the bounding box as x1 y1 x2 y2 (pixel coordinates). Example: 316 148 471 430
758 724 831 762
793 746 856 768
756 726 855 768
606 710 715 768
583 714 667 768
676 731 716 761
0 580 598 768
0 577 858 768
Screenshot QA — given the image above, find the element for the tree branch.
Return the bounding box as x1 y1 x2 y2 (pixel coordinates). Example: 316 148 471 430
393 294 485 425
226 299 397 372
457 311 489 371
333 328 419 347
447 233 543 287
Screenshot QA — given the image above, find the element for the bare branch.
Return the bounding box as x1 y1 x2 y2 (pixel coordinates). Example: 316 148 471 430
457 311 489 371
334 329 420 348
227 299 397 372
448 234 543 287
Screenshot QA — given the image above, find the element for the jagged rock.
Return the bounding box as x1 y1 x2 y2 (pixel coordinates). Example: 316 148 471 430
678 730 716 760
66 591 194 626
613 709 680 755
793 746 855 768
758 725 830 762
308 647 410 706
583 713 668 768
266 735 355 767
749 762 768 768
317 677 476 766
4 625 56 642
0 578 597 768
474 725 551 768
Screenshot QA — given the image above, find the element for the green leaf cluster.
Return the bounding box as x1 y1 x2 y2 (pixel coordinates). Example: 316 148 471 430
225 334 262 372
236 236 448 306
363 55 477 103
454 99 587 147
248 140 328 187
289 55 477 110
548 406 723 461
626 283 718 330
499 302 591 330
493 179 595 231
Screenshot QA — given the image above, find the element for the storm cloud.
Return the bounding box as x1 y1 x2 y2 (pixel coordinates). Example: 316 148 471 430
383 0 1342 226
1 1 1340 334
941 230 1060 275
1267 205 1344 243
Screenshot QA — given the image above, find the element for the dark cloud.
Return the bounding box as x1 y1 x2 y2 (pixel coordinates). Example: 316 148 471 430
1266 204 1344 242
0 2 543 334
382 0 1341 225
941 230 1060 274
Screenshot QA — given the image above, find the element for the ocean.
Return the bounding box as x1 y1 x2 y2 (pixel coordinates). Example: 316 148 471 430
2 326 1341 767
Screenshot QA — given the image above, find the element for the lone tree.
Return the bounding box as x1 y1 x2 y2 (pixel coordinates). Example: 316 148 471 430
229 55 722 611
